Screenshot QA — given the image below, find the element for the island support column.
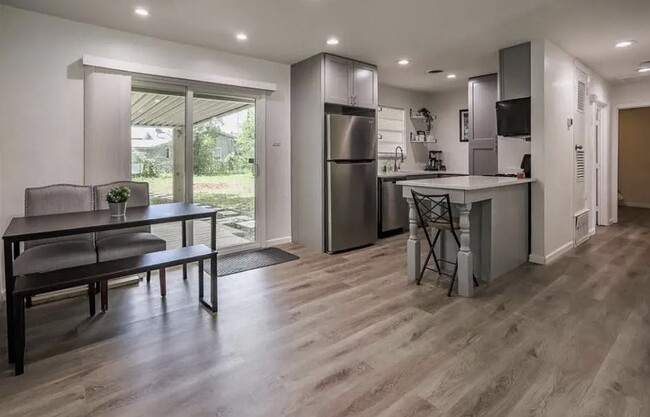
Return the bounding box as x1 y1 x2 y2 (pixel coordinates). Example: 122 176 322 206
456 203 474 297
406 197 420 284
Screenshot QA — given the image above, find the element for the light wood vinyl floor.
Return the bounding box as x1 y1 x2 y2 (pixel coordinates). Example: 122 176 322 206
1 207 649 416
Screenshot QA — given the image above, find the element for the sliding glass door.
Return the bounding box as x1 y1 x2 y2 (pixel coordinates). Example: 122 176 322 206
191 94 257 250
131 82 261 252
131 87 186 249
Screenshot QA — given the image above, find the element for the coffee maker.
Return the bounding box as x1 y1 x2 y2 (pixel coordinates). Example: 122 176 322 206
426 150 444 171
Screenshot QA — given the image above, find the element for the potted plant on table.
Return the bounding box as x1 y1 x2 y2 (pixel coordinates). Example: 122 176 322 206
106 186 131 217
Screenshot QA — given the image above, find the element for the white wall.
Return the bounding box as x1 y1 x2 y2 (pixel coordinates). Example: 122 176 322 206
0 6 291 295
377 84 432 170
529 39 611 264
610 78 650 223
378 84 470 174
427 88 470 174
498 137 530 174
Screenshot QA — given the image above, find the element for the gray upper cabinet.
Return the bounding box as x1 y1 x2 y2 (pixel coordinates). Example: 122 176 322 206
324 54 377 108
352 62 378 108
324 55 353 106
499 42 531 100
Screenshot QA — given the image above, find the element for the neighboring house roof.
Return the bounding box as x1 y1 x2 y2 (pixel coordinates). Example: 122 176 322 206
131 91 253 127
132 130 236 149
131 138 171 149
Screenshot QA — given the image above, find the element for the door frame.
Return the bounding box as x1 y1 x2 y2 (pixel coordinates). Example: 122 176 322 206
132 76 268 252
611 100 650 225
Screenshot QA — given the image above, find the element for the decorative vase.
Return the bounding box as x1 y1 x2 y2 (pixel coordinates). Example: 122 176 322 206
109 202 127 217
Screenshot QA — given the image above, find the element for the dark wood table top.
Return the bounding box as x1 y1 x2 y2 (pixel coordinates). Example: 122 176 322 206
3 203 217 242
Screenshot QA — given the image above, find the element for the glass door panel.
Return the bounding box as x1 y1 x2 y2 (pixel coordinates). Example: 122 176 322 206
131 87 186 249
191 94 256 250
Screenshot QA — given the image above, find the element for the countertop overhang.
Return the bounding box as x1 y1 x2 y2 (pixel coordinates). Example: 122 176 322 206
378 170 466 179
397 175 535 191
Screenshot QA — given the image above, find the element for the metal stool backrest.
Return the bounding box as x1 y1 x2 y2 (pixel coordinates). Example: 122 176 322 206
410 190 458 244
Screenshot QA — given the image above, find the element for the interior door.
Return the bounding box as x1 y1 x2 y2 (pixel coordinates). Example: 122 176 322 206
468 74 498 175
573 68 588 216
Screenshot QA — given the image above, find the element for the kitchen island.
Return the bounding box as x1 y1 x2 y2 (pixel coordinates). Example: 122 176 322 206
397 175 535 297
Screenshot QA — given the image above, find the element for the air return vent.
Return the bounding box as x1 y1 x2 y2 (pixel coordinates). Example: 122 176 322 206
577 80 586 113
576 148 585 182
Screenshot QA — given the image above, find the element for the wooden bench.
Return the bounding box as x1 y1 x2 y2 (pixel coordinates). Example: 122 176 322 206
11 245 218 375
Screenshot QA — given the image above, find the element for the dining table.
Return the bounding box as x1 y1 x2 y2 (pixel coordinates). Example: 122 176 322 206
2 202 218 363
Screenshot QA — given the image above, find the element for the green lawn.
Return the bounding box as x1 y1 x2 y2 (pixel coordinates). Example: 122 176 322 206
136 173 255 216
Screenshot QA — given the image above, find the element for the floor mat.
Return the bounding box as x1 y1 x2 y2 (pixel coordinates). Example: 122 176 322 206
214 247 299 276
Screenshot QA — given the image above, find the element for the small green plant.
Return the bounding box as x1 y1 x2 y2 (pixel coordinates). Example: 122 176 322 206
106 186 131 204
417 107 435 133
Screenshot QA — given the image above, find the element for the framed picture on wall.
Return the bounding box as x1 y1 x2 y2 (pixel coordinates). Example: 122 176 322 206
459 109 469 142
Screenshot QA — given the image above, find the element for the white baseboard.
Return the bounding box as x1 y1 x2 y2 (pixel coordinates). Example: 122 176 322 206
266 236 292 247
528 253 545 265
528 241 574 265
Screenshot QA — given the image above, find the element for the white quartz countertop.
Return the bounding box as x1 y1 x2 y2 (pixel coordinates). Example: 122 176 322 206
377 170 466 179
397 175 535 191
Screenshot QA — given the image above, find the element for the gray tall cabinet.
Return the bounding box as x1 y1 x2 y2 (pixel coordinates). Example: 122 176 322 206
291 53 378 252
468 74 498 175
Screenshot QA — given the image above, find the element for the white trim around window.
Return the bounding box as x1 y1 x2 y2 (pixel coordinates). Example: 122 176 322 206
377 105 407 156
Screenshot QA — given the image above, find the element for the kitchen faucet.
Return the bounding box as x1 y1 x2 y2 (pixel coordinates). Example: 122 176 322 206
394 146 404 172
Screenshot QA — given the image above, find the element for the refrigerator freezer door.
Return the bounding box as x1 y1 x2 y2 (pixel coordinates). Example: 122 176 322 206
326 161 378 253
326 114 377 161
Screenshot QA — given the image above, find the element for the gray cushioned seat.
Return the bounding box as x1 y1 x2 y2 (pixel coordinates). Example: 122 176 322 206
96 232 166 262
13 240 98 276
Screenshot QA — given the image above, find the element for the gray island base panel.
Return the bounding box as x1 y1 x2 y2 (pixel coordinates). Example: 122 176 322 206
397 176 535 297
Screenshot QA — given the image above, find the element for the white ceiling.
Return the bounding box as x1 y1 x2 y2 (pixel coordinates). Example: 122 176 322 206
3 0 650 92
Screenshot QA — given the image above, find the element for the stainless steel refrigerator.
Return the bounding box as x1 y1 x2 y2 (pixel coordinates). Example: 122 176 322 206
325 114 377 253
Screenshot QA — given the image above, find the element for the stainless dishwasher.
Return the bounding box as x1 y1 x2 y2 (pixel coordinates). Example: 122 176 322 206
378 176 409 236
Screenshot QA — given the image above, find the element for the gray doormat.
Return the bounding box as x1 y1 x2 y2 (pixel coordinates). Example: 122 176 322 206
215 247 299 277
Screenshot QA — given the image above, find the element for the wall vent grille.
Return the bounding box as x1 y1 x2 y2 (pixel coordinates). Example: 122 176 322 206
575 211 590 246
577 80 586 113
576 149 585 182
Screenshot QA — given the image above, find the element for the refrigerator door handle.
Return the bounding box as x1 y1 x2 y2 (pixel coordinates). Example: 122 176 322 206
329 159 375 164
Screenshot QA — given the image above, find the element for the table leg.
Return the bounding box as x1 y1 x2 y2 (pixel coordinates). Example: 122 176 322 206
181 220 188 280
210 214 217 312
198 259 204 298
13 295 25 375
406 197 420 284
456 203 474 297
4 240 15 363
199 214 218 313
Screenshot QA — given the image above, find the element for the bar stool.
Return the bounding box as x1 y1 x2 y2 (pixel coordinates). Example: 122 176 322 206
411 190 479 296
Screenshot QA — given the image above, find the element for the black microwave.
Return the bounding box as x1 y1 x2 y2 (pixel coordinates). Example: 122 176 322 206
496 97 531 137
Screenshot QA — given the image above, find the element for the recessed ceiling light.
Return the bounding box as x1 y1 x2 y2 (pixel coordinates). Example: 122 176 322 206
134 7 149 17
236 33 248 41
615 40 635 48
447 74 457 79
638 68 650 73
398 59 410 66
326 38 339 46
